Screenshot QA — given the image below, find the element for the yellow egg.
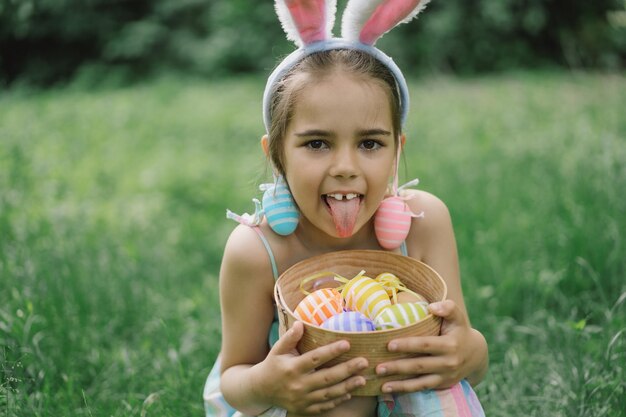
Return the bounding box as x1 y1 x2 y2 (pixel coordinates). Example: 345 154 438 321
342 275 391 320
374 301 430 330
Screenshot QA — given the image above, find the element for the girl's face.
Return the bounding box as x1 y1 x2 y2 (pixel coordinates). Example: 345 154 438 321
283 72 397 240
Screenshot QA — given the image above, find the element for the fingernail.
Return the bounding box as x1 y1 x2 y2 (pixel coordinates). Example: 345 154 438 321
377 366 387 375
339 341 350 350
383 385 393 393
388 342 398 352
357 377 366 386
429 302 442 312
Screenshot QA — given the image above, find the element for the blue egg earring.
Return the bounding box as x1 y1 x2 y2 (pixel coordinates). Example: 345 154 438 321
226 175 299 235
260 176 299 235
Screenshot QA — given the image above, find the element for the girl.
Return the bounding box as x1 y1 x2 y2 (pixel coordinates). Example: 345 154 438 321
205 1 487 416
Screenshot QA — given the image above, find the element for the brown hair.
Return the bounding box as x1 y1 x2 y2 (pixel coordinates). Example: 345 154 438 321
267 49 402 177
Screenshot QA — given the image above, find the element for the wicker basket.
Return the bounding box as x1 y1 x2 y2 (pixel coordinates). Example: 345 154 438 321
273 249 447 396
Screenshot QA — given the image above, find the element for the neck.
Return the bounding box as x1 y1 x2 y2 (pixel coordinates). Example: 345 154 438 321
294 217 381 255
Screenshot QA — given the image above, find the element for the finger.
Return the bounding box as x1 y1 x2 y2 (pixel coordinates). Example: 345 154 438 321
295 339 352 373
386 335 455 356
269 321 305 356
376 355 446 377
308 374 366 403
381 373 443 394
428 300 468 326
303 393 352 415
307 357 369 390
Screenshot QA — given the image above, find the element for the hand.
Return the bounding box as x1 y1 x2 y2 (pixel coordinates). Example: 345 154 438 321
375 300 482 393
257 321 369 415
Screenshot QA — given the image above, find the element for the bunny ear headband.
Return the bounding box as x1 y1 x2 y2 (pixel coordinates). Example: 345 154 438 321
228 0 429 248
263 0 431 133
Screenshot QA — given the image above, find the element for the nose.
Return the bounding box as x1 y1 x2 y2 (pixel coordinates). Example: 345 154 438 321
329 146 359 179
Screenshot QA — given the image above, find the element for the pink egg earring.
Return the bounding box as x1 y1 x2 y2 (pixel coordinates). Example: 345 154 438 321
374 146 424 250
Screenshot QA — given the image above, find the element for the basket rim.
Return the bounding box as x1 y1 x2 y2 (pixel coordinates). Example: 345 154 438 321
274 249 448 335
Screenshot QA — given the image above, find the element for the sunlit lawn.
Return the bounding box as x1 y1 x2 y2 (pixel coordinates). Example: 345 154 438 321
1 71 625 416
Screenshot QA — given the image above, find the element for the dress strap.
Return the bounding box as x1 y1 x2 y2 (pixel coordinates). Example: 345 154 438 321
400 241 408 256
252 227 280 281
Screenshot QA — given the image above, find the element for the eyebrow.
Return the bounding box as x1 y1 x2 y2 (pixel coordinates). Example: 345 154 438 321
295 129 331 137
294 128 392 137
358 128 391 136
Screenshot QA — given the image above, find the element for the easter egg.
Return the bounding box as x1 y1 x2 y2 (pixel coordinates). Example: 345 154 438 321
374 301 430 330
321 311 376 332
262 179 299 236
293 288 343 325
374 197 413 249
397 291 427 304
375 272 425 304
375 272 404 299
342 275 391 320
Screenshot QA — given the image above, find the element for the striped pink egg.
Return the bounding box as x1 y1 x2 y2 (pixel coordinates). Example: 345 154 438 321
374 196 413 249
293 288 344 326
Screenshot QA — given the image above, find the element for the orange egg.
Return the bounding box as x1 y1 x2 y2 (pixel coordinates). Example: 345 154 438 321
293 288 344 325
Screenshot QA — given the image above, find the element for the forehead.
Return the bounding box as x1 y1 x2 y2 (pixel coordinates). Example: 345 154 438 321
289 72 393 131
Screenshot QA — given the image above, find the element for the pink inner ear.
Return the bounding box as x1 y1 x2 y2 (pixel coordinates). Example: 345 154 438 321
287 0 328 45
359 0 422 45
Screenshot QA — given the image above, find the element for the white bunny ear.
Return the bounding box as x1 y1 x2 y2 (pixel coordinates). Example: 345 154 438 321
341 0 429 45
275 0 337 47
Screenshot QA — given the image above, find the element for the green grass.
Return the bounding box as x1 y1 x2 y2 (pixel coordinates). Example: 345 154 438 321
1 72 625 416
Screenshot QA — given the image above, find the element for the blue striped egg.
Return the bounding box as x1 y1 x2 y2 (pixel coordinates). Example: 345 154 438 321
262 179 299 235
321 311 376 332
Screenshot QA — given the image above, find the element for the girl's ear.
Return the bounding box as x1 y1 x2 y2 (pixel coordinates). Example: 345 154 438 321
262 135 283 176
261 135 270 157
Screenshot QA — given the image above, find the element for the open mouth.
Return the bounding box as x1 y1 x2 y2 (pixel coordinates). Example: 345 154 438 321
322 193 364 237
322 193 363 206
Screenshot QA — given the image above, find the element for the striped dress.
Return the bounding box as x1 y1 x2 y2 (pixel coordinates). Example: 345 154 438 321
203 228 485 417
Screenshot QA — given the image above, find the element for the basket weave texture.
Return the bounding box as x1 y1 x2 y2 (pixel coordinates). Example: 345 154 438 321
274 249 447 396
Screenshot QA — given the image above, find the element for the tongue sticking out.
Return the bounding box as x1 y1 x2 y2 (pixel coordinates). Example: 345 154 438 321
326 197 361 238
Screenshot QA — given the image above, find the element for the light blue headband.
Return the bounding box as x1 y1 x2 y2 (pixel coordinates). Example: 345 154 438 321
262 38 410 134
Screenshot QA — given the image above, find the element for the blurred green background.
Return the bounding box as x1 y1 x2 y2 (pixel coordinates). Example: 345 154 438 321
1 0 625 86
1 1 626 416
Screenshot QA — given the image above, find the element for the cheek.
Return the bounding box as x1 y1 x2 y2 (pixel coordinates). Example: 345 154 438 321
285 170 318 207
370 157 396 199
375 154 396 183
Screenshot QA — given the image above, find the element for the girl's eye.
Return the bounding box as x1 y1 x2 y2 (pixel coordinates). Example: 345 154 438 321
306 140 328 150
360 139 382 151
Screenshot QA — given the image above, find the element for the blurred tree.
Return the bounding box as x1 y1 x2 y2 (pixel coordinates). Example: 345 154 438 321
0 0 624 87
381 0 626 74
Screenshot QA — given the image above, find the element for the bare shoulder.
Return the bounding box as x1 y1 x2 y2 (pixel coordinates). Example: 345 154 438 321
221 224 275 289
401 189 455 258
404 189 452 227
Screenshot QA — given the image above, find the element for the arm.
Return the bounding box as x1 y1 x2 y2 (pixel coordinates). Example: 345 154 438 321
219 225 277 414
375 191 489 392
219 225 369 415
